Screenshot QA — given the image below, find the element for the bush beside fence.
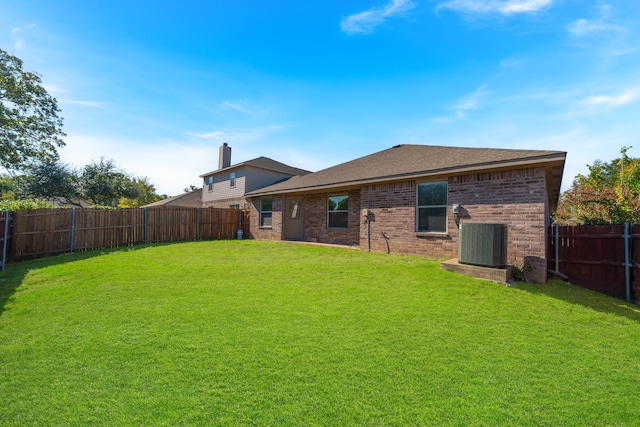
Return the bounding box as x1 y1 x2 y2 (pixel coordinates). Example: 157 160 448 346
1 207 250 266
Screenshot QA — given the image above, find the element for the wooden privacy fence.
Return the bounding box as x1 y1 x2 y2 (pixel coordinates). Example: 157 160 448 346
1 207 250 266
548 224 639 302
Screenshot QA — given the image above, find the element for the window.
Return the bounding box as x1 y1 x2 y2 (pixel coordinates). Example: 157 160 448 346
207 176 213 192
230 204 240 209
260 198 273 227
288 200 300 219
328 195 348 229
230 172 236 188
417 181 447 232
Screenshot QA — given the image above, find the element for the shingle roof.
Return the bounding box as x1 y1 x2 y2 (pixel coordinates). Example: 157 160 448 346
199 156 311 178
245 144 566 209
143 189 203 208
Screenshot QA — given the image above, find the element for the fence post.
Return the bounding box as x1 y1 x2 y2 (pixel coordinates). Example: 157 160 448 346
1 210 9 272
625 222 631 302
196 208 200 241
554 224 559 273
69 208 76 254
144 207 148 244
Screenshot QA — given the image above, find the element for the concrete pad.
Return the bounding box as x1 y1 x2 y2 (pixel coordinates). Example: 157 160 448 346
441 258 514 283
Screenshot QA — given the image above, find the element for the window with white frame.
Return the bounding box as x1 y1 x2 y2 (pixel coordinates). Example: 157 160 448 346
230 172 236 188
207 176 213 192
417 181 447 232
328 195 348 229
260 198 273 227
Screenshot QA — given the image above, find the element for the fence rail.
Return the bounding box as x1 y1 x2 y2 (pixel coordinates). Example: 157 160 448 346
548 224 638 302
2 207 250 266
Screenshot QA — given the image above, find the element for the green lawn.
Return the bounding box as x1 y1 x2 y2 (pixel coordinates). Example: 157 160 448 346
1 240 639 426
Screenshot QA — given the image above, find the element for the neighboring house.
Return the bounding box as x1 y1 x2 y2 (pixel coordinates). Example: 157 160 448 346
246 144 566 283
143 189 203 208
199 143 311 209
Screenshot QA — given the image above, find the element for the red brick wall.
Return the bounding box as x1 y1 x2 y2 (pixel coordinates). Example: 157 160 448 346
249 195 283 241
249 166 550 282
304 190 361 246
450 168 549 283
360 167 549 282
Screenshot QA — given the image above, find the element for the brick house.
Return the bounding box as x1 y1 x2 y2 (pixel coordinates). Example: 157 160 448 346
199 143 311 209
246 144 566 283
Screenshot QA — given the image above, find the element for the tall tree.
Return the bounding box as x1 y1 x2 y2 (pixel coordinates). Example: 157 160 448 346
555 147 640 224
0 48 65 171
118 177 163 208
78 158 139 207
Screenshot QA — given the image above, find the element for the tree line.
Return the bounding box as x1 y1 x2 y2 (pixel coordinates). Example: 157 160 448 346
1 158 165 209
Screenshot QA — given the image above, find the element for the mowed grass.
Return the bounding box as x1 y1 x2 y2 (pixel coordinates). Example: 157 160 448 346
1 241 639 426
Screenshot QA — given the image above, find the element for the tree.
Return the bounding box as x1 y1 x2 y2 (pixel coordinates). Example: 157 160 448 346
118 177 163 208
0 48 65 172
555 147 640 224
6 157 162 209
0 173 18 199
16 159 81 206
78 158 139 207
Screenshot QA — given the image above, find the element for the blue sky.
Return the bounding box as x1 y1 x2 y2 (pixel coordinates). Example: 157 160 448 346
2 0 639 196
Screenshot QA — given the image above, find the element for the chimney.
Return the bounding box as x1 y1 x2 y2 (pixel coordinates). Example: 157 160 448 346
218 143 231 169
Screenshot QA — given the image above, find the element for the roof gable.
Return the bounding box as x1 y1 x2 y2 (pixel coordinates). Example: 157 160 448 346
143 189 202 208
200 156 311 178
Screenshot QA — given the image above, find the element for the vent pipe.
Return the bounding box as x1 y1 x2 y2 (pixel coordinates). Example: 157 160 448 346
219 143 231 169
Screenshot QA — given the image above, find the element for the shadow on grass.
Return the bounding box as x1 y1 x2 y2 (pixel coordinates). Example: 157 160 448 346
511 279 640 323
0 244 162 317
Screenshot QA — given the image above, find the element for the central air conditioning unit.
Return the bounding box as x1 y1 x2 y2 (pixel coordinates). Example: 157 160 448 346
459 223 506 268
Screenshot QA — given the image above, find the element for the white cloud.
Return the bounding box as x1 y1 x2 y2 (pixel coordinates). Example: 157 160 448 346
566 3 625 37
499 57 528 69
582 88 640 108
340 0 415 35
567 19 600 36
218 100 267 116
9 24 36 50
188 125 284 142
59 99 107 108
436 0 552 16
432 85 490 122
220 101 251 113
449 85 488 119
190 131 225 139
